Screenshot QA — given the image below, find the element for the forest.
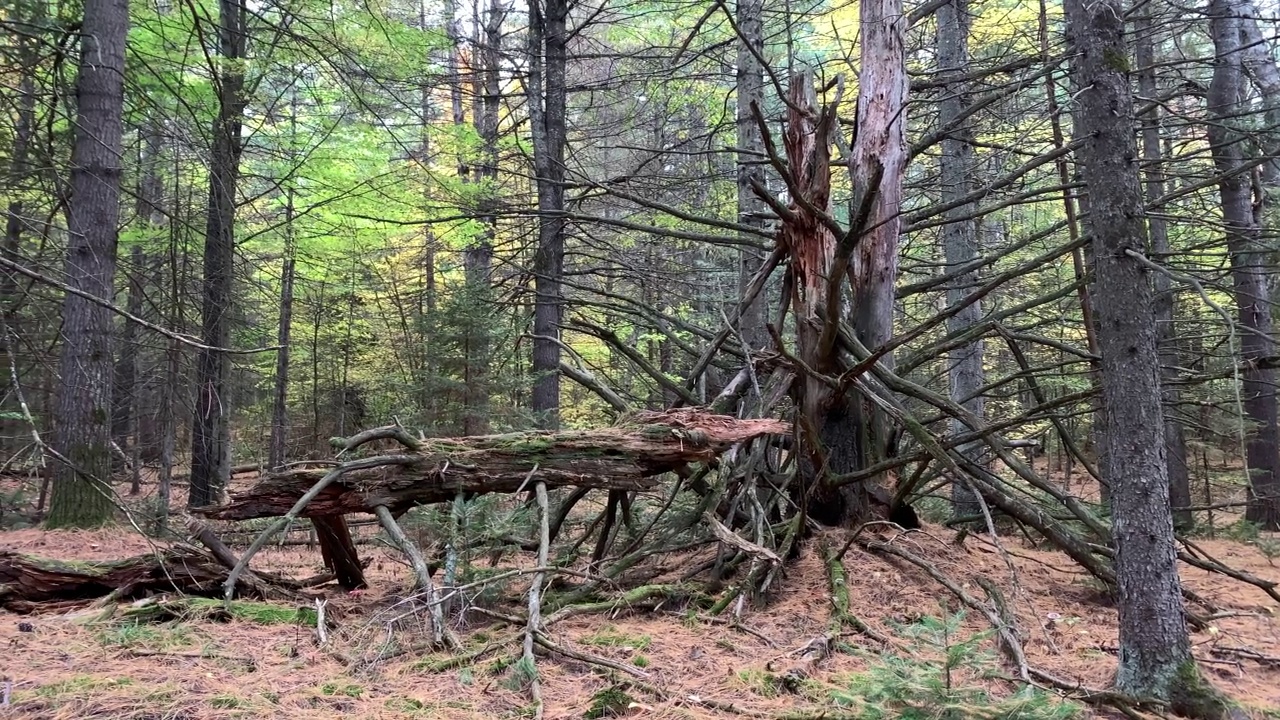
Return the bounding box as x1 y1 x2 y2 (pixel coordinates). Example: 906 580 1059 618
3 0 1280 715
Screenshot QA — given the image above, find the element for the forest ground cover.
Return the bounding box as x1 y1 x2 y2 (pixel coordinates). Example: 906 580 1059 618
0 466 1278 720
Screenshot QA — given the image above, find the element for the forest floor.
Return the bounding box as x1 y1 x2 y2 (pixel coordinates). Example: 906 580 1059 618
1 469 1279 719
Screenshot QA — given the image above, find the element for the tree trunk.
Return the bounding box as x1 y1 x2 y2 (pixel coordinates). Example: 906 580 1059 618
528 0 568 430
845 0 908 520
268 189 295 471
463 0 503 435
189 0 247 508
735 0 768 353
1208 0 1280 530
112 245 145 494
2 0 39 461
1238 0 1280 187
45 0 129 529
1067 0 1225 713
937 0 985 521
1135 6 1192 530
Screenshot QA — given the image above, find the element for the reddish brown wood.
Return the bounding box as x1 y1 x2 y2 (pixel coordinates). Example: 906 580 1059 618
313 515 367 590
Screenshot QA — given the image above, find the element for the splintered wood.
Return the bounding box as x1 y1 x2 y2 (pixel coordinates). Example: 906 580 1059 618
197 410 790 521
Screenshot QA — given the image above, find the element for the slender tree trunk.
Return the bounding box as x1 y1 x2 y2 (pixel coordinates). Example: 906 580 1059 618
268 188 296 471
2 2 39 459
1238 0 1280 187
463 0 502 435
736 0 767 353
528 0 568 430
1208 0 1280 530
45 0 129 529
1135 7 1192 529
112 245 144 494
937 0 984 521
156 213 183 532
1066 0 1225 713
190 0 247 508
1040 0 1107 501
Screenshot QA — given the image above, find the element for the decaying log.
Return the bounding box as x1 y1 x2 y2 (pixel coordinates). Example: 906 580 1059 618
0 548 269 608
197 410 790 521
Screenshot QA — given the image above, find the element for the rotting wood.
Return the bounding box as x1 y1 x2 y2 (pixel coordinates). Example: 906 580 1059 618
0 548 282 608
196 410 790 521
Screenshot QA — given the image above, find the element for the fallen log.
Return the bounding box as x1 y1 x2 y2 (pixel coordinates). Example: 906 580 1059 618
196 410 790 521
0 547 266 609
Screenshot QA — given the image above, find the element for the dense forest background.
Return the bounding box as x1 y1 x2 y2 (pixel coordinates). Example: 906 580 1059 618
5 0 1278 518
7 0 1280 712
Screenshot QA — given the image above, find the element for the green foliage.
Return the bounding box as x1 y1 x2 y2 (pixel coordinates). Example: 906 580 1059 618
501 656 539 692
95 621 193 650
584 686 635 718
829 613 1079 720
320 681 364 698
583 626 652 651
209 693 244 709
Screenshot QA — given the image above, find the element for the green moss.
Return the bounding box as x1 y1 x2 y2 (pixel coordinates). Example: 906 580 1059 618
1102 47 1130 73
1168 659 1234 720
584 626 651 650
493 434 555 453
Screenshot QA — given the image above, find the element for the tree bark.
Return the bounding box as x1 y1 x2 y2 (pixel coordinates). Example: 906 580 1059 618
268 90 298 472
2 0 40 460
1135 6 1192 530
268 190 296 471
463 0 503 436
1067 0 1225 712
736 0 768 353
937 0 984 521
1208 0 1280 530
528 0 569 430
197 411 789 520
189 0 247 508
844 0 909 520
112 245 145 494
45 0 129 529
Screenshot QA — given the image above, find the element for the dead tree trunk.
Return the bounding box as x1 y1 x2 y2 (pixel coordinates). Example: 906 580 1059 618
196 411 789 521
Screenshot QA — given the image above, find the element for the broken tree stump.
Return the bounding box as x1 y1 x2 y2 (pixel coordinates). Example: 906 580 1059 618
196 410 790 521
313 515 367 590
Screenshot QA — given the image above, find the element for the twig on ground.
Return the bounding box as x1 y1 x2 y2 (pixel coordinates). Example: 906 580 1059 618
524 474 549 719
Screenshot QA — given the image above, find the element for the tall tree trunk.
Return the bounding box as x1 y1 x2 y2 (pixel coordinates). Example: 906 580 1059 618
463 0 502 435
1066 0 1226 713
528 0 568 430
1208 0 1280 530
1040 0 1107 502
1135 6 1192 530
2 0 39 459
779 73 850 523
268 188 296 471
937 0 984 521
45 0 129 529
843 0 908 520
1238 0 1280 187
735 0 767 353
112 245 144 494
189 0 247 508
